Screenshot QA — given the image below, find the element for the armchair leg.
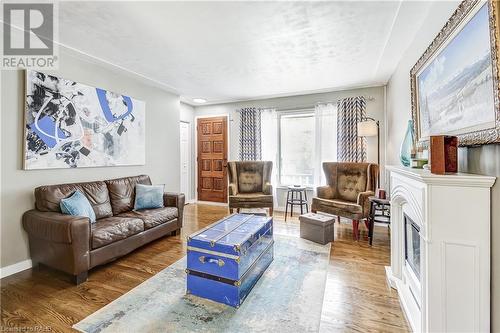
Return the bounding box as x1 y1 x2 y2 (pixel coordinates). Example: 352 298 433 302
236 208 240 213
352 220 359 241
171 229 181 236
74 271 88 285
337 216 341 224
269 207 273 216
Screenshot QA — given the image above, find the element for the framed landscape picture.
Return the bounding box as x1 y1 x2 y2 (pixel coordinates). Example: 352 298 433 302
410 0 500 146
24 70 146 169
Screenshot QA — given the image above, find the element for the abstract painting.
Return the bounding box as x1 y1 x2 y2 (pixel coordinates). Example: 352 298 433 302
24 70 145 169
411 0 500 146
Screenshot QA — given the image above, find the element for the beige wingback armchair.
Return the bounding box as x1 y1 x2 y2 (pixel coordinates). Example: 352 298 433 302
311 162 379 240
227 161 274 216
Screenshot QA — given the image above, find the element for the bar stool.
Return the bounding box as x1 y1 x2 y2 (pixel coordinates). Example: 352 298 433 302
285 186 308 221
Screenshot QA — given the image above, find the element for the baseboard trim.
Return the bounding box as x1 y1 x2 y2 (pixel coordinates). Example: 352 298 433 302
196 201 228 207
0 259 33 279
385 266 398 289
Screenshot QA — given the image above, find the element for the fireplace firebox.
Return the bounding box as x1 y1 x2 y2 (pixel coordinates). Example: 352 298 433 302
404 213 420 279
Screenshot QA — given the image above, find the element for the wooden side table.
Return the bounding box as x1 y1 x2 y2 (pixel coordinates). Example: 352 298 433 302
368 196 390 245
285 186 308 221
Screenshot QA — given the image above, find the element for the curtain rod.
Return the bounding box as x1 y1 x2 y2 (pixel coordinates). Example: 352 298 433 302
237 96 376 112
318 95 376 103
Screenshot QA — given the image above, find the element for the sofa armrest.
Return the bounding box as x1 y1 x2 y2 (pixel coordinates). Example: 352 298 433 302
357 191 375 217
263 182 273 195
317 186 335 199
22 210 90 244
22 210 91 277
163 192 185 228
228 182 238 196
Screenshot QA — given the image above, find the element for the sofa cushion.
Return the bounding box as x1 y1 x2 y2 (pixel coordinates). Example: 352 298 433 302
312 197 362 214
91 216 144 249
105 175 152 215
229 193 273 204
119 207 178 229
236 162 264 193
336 163 368 202
35 181 113 220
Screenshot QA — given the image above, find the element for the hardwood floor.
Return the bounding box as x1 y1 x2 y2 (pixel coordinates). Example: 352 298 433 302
1 204 409 332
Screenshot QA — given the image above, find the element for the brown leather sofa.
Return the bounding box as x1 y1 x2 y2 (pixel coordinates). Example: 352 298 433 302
22 175 185 284
311 162 378 240
227 161 273 215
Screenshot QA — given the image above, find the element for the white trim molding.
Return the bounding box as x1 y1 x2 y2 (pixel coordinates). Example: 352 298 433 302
0 259 33 279
386 165 496 188
196 201 229 207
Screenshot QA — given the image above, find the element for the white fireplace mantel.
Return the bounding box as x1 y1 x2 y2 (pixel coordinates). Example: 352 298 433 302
386 165 495 333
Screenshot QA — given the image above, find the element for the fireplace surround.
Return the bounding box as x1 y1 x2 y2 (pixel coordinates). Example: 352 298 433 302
386 166 495 332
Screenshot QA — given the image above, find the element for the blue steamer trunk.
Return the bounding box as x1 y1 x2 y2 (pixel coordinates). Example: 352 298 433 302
186 242 273 308
186 214 274 307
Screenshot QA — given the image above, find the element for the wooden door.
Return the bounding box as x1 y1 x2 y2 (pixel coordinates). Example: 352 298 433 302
197 116 228 203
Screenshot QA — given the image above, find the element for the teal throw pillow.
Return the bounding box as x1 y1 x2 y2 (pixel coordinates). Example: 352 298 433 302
134 184 164 210
60 190 96 223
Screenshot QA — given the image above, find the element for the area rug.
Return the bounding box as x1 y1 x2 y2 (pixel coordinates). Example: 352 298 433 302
74 234 330 333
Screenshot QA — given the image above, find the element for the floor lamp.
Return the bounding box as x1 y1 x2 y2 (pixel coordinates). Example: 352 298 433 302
357 117 380 188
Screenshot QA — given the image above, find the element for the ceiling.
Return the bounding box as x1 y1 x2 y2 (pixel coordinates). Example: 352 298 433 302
58 1 433 105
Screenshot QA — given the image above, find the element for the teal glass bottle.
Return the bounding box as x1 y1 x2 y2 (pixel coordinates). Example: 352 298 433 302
400 120 416 167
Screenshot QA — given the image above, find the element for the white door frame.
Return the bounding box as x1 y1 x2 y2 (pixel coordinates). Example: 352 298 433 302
180 120 194 203
194 114 230 205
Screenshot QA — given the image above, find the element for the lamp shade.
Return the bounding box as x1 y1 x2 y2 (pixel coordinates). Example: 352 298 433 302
357 120 378 137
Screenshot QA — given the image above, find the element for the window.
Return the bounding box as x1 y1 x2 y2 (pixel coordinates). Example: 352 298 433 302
261 104 337 188
279 112 315 186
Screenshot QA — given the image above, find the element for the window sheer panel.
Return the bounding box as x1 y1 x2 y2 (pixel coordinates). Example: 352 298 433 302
279 113 315 186
314 103 337 186
261 109 279 206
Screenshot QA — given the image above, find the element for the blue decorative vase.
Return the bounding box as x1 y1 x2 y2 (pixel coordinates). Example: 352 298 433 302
400 120 416 167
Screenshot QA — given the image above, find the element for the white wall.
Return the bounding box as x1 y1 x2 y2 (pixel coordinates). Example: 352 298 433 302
0 47 181 271
194 86 386 210
386 1 460 166
385 1 500 329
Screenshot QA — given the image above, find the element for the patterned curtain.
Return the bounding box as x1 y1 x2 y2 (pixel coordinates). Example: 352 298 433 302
337 97 367 162
239 108 262 160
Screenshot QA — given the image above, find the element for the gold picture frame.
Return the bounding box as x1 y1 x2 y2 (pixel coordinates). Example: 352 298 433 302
410 0 500 147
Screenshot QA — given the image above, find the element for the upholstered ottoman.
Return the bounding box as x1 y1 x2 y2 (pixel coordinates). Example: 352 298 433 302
299 213 335 245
